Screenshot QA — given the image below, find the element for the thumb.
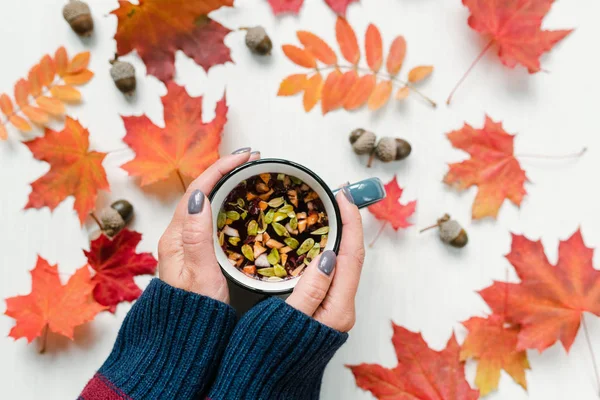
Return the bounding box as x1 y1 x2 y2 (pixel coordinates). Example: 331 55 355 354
286 250 336 316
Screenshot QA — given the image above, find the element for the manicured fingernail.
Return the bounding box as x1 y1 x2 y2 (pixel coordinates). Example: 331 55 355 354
341 185 355 205
250 150 260 156
231 147 251 154
318 250 336 276
188 189 205 214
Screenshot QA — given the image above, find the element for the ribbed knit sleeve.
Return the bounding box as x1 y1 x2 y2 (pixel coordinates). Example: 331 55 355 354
208 297 348 400
79 278 237 400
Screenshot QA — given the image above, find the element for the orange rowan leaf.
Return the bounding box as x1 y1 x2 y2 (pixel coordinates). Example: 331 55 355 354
303 73 323 112
282 45 317 68
367 80 392 110
0 93 13 116
395 86 410 100
387 36 406 75
5 256 106 343
321 70 356 114
443 116 527 219
28 65 42 97
63 69 94 85
121 82 227 187
348 324 478 400
67 52 90 74
39 55 56 88
22 106 49 126
460 315 529 396
480 229 600 353
9 115 32 132
14 79 30 107
408 65 433 83
36 96 66 116
343 74 376 110
278 74 308 96
297 31 337 65
24 117 109 224
54 47 68 77
50 85 81 103
336 17 359 64
365 24 383 72
111 0 233 83
0 124 6 140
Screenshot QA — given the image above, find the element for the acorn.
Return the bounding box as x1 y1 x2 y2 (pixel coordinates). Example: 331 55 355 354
63 0 94 37
420 214 468 248
244 26 272 55
110 59 136 95
367 137 411 167
99 200 134 237
349 129 377 155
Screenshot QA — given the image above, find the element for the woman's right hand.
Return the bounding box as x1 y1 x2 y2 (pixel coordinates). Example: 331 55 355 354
286 185 365 332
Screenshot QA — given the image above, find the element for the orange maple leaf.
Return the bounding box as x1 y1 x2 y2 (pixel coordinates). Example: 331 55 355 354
460 315 530 396
111 0 233 83
24 117 109 225
348 323 479 400
447 0 572 103
5 256 106 343
444 116 527 220
479 229 600 353
121 82 227 187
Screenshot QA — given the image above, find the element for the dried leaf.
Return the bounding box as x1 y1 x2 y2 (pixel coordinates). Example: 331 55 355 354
367 80 392 110
67 52 90 74
0 94 13 116
39 55 56 88
111 0 233 83
324 0 358 16
278 74 308 96
9 115 31 132
5 256 106 343
395 86 410 100
24 117 109 224
368 176 416 230
321 70 357 114
343 74 376 110
266 0 304 14
50 85 81 103
55 47 68 77
36 96 66 116
386 36 406 75
121 82 227 186
28 65 42 97
21 106 49 126
365 24 383 72
63 69 94 85
297 31 337 65
0 124 6 140
336 17 359 64
14 79 29 107
282 45 317 68
408 65 433 83
303 73 323 112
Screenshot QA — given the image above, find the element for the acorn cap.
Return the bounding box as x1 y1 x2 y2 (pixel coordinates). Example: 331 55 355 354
350 129 376 155
245 26 272 56
374 137 396 162
63 1 93 37
100 207 125 237
110 61 136 94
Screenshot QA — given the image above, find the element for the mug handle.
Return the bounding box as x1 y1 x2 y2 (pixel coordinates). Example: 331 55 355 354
332 177 386 209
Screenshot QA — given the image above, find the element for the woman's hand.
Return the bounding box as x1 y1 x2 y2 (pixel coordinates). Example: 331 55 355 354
286 186 365 332
157 148 260 303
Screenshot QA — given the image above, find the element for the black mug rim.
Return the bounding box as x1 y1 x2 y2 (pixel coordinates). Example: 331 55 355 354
208 158 343 295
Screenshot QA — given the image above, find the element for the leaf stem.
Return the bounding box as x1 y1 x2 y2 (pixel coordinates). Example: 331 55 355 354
582 315 600 397
38 324 48 354
516 147 587 160
317 65 437 108
90 212 103 230
176 170 187 192
369 222 387 247
446 40 494 105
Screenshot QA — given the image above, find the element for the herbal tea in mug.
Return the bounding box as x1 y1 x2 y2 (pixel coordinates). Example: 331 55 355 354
217 173 329 282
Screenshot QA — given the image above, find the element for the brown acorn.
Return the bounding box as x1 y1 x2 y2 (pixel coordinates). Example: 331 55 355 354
349 129 377 155
110 59 137 95
367 137 411 167
99 200 134 237
420 214 468 248
63 0 94 37
244 26 272 55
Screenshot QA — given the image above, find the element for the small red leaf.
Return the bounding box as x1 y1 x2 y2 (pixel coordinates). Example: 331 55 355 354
368 176 416 230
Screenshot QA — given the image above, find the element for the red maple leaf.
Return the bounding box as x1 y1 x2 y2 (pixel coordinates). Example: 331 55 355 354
479 229 600 353
24 117 109 225
444 116 527 220
85 229 158 313
348 323 479 399
121 82 227 187
111 0 234 83
5 257 106 344
447 0 572 103
267 0 357 16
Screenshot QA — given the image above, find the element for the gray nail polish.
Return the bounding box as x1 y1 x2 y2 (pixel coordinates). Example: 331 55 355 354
250 150 260 156
231 147 251 155
318 250 336 276
188 189 205 214
341 185 355 205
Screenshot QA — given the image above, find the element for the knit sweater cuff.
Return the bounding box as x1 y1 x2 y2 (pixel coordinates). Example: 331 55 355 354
92 278 236 400
208 297 348 400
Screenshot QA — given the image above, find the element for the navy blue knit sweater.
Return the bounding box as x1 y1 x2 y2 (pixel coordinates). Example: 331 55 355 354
79 278 348 399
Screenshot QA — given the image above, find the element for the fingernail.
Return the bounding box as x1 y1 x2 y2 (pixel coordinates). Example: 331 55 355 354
188 189 205 214
250 150 260 156
231 147 251 155
341 185 355 205
318 250 336 276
